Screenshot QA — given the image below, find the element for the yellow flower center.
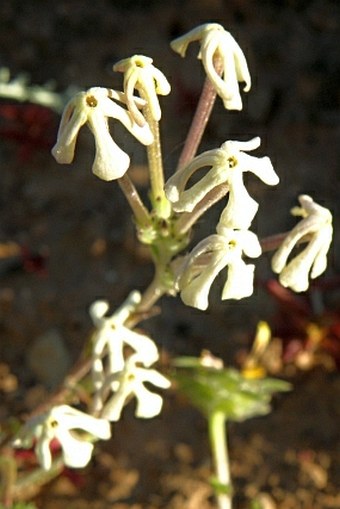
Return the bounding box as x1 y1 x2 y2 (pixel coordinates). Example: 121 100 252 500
86 95 98 108
227 156 238 168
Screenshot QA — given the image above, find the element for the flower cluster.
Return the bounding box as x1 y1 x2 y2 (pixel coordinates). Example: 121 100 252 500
36 21 333 478
13 291 170 470
166 137 279 310
89 291 170 420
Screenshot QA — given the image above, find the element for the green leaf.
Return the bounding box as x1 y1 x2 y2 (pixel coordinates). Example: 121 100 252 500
172 357 291 421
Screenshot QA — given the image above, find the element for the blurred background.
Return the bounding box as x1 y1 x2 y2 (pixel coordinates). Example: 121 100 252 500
0 1 339 508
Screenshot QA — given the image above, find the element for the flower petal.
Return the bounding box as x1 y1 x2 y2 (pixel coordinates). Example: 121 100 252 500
51 97 88 164
134 385 164 418
89 114 130 180
56 428 95 468
35 425 53 471
51 406 111 440
217 170 258 230
222 260 255 300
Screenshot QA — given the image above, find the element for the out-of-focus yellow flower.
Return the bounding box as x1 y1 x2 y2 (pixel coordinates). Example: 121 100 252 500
242 321 271 379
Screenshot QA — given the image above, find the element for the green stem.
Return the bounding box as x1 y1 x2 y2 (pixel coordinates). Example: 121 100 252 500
117 173 151 227
208 411 232 509
11 457 64 501
143 103 171 219
134 271 166 313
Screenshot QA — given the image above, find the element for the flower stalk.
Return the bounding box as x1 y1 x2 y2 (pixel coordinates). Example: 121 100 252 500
177 57 223 171
117 173 151 227
142 99 171 218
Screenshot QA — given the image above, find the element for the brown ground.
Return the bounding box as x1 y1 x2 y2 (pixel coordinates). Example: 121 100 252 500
0 1 339 508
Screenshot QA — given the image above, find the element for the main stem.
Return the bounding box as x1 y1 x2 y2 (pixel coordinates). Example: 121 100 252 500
208 411 232 509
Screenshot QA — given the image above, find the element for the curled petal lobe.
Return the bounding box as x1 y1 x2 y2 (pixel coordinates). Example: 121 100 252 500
165 148 227 211
51 96 88 163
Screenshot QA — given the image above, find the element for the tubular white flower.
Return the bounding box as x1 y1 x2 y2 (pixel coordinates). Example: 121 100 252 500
113 55 171 126
271 195 333 292
165 137 279 229
13 405 111 470
171 23 251 110
51 87 153 181
89 291 159 402
102 354 171 421
178 229 262 310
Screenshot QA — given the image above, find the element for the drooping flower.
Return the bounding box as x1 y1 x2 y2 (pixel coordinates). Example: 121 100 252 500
171 23 251 110
177 228 262 310
101 354 171 421
13 405 111 470
113 55 171 126
89 291 159 409
271 195 333 292
51 87 153 181
165 137 279 230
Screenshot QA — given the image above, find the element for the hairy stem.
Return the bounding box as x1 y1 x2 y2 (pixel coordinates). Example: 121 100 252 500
176 58 223 171
143 102 171 219
175 183 229 236
117 173 151 227
208 411 232 509
260 231 291 253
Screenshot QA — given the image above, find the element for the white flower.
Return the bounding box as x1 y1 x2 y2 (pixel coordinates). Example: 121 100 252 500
51 87 153 181
171 23 251 110
177 229 262 310
271 195 333 292
165 137 279 229
13 405 111 471
113 55 171 126
101 354 171 421
89 291 159 402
